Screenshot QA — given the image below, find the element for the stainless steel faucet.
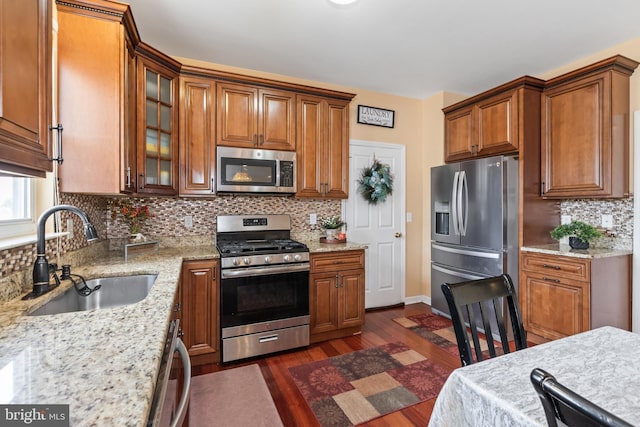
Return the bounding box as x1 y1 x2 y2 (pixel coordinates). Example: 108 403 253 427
28 204 98 298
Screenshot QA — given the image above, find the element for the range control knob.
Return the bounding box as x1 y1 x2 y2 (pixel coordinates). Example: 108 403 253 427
294 254 302 262
283 254 291 262
264 256 272 264
232 258 240 266
243 257 251 265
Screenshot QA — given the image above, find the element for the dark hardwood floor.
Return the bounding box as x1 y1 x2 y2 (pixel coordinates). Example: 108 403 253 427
192 303 461 426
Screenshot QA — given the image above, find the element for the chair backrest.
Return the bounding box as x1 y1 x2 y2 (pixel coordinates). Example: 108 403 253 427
530 368 633 427
440 273 527 366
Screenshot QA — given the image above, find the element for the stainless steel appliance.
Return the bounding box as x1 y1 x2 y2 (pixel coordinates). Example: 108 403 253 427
216 214 310 362
430 155 519 322
216 146 296 194
148 320 191 427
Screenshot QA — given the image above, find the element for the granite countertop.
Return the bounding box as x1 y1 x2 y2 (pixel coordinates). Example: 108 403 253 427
304 239 367 253
521 243 632 259
0 239 365 426
0 245 218 427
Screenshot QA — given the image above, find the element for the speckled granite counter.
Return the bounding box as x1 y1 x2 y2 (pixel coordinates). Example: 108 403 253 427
303 239 367 253
0 245 218 426
521 244 632 259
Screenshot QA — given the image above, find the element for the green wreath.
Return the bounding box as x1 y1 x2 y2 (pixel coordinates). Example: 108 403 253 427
357 159 394 204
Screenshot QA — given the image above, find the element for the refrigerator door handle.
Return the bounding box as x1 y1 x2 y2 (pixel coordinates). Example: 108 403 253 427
432 243 500 259
451 171 460 235
457 170 468 236
432 264 486 281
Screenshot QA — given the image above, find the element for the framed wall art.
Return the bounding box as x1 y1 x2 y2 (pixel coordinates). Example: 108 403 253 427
357 105 395 128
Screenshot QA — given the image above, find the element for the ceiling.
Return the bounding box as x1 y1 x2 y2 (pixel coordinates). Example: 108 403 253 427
124 0 640 99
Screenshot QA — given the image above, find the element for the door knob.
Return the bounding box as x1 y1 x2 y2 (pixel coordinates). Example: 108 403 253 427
395 232 402 238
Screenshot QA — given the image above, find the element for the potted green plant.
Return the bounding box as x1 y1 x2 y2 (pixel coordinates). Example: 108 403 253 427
550 220 602 249
320 215 345 241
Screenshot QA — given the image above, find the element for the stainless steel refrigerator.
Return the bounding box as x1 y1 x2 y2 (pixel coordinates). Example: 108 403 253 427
430 155 519 318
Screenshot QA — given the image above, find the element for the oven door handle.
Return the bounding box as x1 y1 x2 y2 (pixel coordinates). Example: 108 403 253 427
221 262 310 279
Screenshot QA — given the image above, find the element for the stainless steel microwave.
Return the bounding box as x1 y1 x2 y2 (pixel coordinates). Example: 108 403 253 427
216 146 296 194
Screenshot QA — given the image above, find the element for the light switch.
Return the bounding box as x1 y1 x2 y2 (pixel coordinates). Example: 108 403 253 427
184 215 193 228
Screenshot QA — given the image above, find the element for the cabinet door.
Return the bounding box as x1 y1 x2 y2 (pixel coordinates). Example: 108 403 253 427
338 269 365 329
260 88 295 151
476 90 518 156
296 95 350 198
309 272 339 334
444 106 474 162
181 260 219 364
179 77 216 195
521 273 589 340
0 0 51 177
324 99 349 198
216 83 258 147
58 5 128 193
137 57 178 195
296 95 323 197
541 74 607 197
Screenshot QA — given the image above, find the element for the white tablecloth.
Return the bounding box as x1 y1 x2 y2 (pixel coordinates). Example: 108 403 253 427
428 326 640 427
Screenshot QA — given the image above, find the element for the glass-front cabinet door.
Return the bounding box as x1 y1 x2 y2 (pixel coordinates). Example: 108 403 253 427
136 52 179 195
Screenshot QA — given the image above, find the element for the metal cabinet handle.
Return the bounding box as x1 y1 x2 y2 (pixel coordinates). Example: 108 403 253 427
49 123 64 164
542 264 561 270
259 134 264 145
543 277 561 283
139 174 144 189
211 177 215 193
126 166 131 188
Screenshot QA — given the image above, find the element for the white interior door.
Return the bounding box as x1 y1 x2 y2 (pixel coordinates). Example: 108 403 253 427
345 140 405 308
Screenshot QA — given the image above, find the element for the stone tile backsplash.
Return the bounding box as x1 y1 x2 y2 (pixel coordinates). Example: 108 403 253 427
1 194 341 279
560 196 633 250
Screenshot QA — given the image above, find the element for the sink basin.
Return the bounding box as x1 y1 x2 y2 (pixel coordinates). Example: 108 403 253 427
29 274 158 316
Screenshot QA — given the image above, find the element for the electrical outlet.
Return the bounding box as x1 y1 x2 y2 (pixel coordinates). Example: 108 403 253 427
602 214 613 229
406 212 412 223
309 213 317 225
561 215 571 225
184 215 193 228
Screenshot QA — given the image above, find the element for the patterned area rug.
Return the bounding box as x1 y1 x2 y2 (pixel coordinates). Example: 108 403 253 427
288 342 450 427
394 313 491 358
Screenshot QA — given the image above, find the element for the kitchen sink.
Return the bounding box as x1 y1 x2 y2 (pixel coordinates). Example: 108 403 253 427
29 274 158 316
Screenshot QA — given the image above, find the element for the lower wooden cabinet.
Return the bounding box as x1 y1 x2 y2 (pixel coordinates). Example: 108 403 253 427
309 250 365 343
520 251 630 341
178 259 220 365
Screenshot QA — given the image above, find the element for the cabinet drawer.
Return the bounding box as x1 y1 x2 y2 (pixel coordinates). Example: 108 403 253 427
310 250 364 272
521 253 590 282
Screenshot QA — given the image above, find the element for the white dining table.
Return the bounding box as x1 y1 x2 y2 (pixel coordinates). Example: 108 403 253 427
428 326 640 427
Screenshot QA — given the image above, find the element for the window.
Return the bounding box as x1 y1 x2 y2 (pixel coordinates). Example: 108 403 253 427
0 176 35 238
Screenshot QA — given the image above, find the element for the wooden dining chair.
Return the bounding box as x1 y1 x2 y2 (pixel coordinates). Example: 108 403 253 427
441 273 527 366
530 368 633 427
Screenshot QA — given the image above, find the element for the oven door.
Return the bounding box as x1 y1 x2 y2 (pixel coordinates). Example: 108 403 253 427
221 265 309 331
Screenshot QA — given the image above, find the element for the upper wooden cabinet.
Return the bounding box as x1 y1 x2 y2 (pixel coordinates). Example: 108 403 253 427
443 76 545 163
179 76 216 196
135 43 181 196
217 82 295 151
541 55 638 199
0 0 52 177
296 95 350 198
57 0 138 194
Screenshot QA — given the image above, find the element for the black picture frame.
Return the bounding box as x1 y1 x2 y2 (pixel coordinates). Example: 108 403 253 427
357 104 395 128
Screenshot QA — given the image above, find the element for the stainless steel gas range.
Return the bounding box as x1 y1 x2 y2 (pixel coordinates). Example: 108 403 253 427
216 214 310 363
